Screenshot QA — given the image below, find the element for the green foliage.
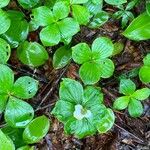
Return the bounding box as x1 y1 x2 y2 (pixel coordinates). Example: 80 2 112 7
113 79 150 117
31 1 80 46
17 41 49 67
52 78 115 138
1 10 29 48
146 0 150 16
139 54 150 83
0 0 10 8
17 145 34 150
123 12 150 41
0 38 11 64
72 37 114 84
104 0 127 5
53 45 72 69
0 65 38 127
17 0 39 9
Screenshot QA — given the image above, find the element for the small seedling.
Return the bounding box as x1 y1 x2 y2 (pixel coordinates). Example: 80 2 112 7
139 54 150 83
52 78 115 138
72 37 115 85
113 79 150 117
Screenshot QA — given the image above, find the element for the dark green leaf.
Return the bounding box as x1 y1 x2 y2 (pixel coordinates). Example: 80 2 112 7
146 1 150 16
112 42 124 56
18 0 39 9
0 94 8 113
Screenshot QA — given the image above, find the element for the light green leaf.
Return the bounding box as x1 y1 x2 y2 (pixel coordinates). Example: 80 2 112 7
72 5 90 25
18 0 39 9
23 115 50 144
40 24 61 46
64 117 96 139
100 59 115 78
89 11 109 28
31 6 54 26
0 0 10 8
79 62 102 85
53 45 72 69
0 94 8 113
53 1 70 20
59 78 84 104
128 99 143 117
71 0 88 4
58 17 80 39
0 64 14 94
17 145 34 150
113 96 130 110
123 12 150 41
96 108 115 133
91 37 114 60
17 41 49 67
0 9 11 34
5 96 34 128
51 99 74 122
104 0 127 5
0 38 11 64
2 10 29 48
0 129 15 150
139 66 150 83
119 79 136 95
143 54 150 66
132 88 150 100
13 76 38 99
72 43 91 64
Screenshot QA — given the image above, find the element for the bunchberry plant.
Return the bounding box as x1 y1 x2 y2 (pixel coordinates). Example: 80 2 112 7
0 64 38 128
113 79 150 117
72 37 115 85
139 54 150 83
146 0 150 15
17 41 49 67
0 38 11 64
104 0 127 5
1 115 50 149
0 0 10 8
52 78 115 138
17 0 39 9
31 1 80 46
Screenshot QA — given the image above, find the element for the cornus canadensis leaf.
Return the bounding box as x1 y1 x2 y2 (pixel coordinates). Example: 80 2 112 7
0 38 11 64
113 79 150 117
17 41 49 67
0 0 10 8
72 37 114 84
23 116 50 144
52 78 115 138
17 0 39 9
104 0 127 5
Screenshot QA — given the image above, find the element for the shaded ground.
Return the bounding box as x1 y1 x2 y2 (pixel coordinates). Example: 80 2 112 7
1 0 150 149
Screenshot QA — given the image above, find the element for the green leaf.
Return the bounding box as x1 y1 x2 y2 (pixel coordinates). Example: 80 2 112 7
0 64 14 94
113 96 130 110
0 129 15 150
119 79 136 95
71 0 88 4
53 45 72 69
123 12 150 41
59 78 84 104
31 6 54 26
143 54 150 66
17 145 34 150
64 117 96 139
112 42 124 56
51 99 74 122
0 9 11 34
0 38 11 64
89 11 109 28
72 43 91 64
17 41 49 67
79 62 102 85
23 115 50 144
72 5 90 25
2 10 29 48
128 99 143 117
132 88 150 100
5 96 34 128
146 1 150 16
58 17 80 39
104 0 127 5
53 1 70 20
13 76 38 99
139 66 150 83
100 59 115 78
96 108 115 133
18 0 39 9
0 94 8 113
91 37 114 60
0 0 10 8
40 24 61 46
